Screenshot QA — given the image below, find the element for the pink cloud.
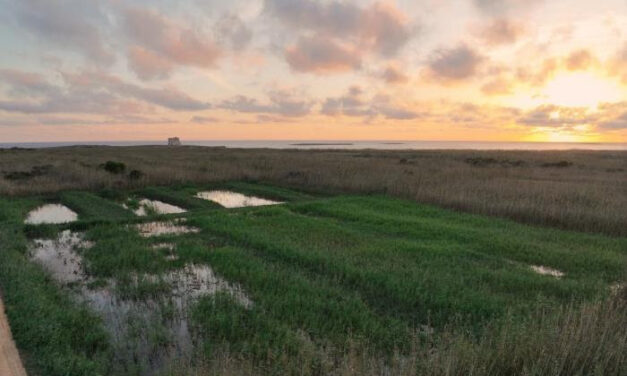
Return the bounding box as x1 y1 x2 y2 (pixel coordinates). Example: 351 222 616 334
124 8 221 79
285 36 362 73
267 0 413 74
127 46 174 80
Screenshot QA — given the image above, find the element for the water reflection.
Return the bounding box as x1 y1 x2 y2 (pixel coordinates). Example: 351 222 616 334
29 230 91 282
196 190 282 208
127 199 186 216
530 265 564 278
28 231 252 375
24 204 77 224
134 220 199 237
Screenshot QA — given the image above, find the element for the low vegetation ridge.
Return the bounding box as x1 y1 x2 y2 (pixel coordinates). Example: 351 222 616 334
0 182 625 375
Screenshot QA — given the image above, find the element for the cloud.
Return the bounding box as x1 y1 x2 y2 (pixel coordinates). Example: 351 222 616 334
7 0 114 65
321 86 375 117
381 64 409 84
285 36 362 73
215 15 253 49
127 46 175 80
321 86 420 120
219 90 313 117
518 102 627 131
58 71 210 111
608 43 627 84
565 49 596 70
359 2 413 56
596 102 627 130
477 18 524 45
266 0 413 73
190 115 219 124
123 7 222 79
374 96 421 120
481 77 513 95
473 0 543 15
598 111 627 129
428 45 484 80
0 69 58 97
0 69 210 113
516 58 558 86
517 105 596 128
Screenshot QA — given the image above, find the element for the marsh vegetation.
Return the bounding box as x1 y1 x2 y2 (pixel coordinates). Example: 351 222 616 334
0 147 626 375
0 177 625 375
0 146 625 235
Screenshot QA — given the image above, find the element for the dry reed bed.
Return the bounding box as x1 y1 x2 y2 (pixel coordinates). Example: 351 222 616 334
1 146 625 236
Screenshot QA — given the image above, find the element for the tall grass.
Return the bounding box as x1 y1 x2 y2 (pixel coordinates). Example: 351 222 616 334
0 146 625 235
164 293 627 376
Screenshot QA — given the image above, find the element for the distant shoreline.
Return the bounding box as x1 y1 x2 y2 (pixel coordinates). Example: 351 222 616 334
290 143 354 146
1 140 626 151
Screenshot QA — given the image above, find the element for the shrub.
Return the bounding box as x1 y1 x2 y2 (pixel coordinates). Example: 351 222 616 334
101 161 126 174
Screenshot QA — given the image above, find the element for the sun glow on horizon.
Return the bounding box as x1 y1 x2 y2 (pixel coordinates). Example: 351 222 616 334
540 72 623 109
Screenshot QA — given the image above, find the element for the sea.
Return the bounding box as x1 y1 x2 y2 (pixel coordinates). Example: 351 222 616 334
0 140 625 150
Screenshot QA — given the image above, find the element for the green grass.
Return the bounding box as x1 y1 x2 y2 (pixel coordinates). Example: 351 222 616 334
0 197 111 376
1 182 625 375
60 191 135 221
183 199 624 334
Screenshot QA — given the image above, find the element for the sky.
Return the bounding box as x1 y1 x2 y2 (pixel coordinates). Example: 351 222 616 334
0 0 626 143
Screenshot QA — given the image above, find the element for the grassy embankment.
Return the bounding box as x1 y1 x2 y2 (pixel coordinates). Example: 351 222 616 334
0 182 625 375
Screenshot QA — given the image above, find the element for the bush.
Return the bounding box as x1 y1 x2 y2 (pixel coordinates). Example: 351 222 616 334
101 161 126 174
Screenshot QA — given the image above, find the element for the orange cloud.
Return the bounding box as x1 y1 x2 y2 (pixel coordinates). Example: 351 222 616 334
285 36 362 73
565 49 597 71
481 77 513 95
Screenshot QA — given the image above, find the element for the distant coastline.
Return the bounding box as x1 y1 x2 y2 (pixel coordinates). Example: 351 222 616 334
290 143 354 146
0 140 625 151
